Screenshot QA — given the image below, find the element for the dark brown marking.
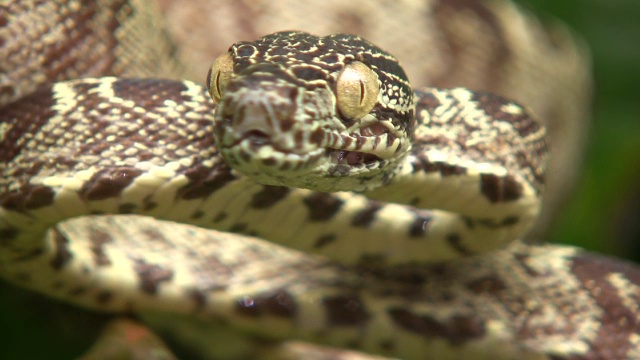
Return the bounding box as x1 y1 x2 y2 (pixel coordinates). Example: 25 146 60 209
229 223 248 233
323 294 370 327
250 186 290 208
378 339 395 352
51 229 73 270
472 92 542 138
501 216 519 226
571 253 640 358
351 202 382 227
1 185 55 212
513 253 541 277
68 286 88 297
0 87 56 163
90 229 113 267
133 259 174 295
314 234 337 249
24 186 56 210
414 90 442 123
465 275 506 295
0 227 18 243
446 233 473 256
213 212 228 223
142 195 157 211
118 203 136 213
439 163 467 177
409 214 432 237
95 291 113 305
235 290 297 318
14 247 45 263
189 289 207 310
303 193 344 221
180 164 237 200
388 308 485 344
80 167 143 201
479 174 522 203
310 128 325 145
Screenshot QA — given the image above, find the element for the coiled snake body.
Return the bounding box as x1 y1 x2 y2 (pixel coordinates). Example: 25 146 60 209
1 1 639 359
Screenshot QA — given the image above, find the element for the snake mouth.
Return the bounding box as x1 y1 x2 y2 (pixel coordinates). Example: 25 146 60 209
328 149 382 166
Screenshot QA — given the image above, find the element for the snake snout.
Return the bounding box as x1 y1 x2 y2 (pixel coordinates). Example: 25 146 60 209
234 102 275 141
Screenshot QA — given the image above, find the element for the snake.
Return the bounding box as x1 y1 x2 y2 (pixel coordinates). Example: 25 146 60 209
1 1 639 359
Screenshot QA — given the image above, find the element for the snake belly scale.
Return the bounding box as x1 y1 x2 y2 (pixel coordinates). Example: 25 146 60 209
1 1 639 359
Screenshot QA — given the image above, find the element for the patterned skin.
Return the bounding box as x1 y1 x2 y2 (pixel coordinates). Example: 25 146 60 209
0 1 638 359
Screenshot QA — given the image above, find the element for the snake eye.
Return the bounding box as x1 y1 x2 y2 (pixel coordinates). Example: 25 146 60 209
336 61 379 119
207 52 234 102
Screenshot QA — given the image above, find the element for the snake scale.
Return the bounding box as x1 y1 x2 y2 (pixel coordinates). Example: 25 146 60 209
0 1 639 359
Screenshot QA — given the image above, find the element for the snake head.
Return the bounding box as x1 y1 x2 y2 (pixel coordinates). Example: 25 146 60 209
207 31 415 192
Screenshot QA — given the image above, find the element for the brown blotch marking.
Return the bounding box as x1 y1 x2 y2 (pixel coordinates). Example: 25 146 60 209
472 92 542 138
314 234 337 249
501 215 519 226
24 186 56 210
142 195 157 211
51 229 73 270
235 290 298 318
303 193 344 221
180 164 237 200
261 157 277 166
90 229 113 267
351 201 382 227
250 186 290 209
1 185 55 212
229 223 248 233
340 135 355 149
310 128 325 145
190 210 204 219
118 203 136 213
80 167 143 201
133 259 174 295
479 173 522 203
379 339 395 352
0 87 56 163
68 286 88 297
357 253 388 267
323 294 370 326
189 289 208 310
414 90 442 123
112 79 192 108
446 233 473 256
513 253 541 277
213 212 228 223
388 308 485 344
14 247 45 263
571 253 640 358
409 214 432 237
0 224 17 243
465 275 506 295
439 163 467 177
95 291 113 305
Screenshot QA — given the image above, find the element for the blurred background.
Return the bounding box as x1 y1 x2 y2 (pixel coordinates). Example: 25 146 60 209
1 0 639 358
523 0 640 261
